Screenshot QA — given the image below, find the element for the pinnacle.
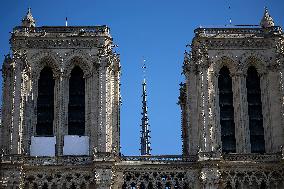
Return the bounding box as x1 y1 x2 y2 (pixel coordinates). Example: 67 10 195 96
22 8 36 27
260 7 275 28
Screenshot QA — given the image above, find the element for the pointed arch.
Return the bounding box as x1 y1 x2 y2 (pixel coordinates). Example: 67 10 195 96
36 66 55 136
31 51 61 80
218 66 236 153
246 66 265 153
68 66 85 135
241 53 268 75
64 55 92 78
213 56 237 76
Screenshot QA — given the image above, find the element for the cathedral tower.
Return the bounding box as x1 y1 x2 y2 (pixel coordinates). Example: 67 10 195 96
181 8 284 157
1 8 121 157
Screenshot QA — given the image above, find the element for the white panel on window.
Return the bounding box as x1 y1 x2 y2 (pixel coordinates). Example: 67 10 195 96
63 135 89 155
30 136 56 156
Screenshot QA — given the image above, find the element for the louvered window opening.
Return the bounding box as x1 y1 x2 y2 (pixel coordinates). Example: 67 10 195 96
68 66 85 135
36 67 54 136
218 67 236 153
246 66 265 153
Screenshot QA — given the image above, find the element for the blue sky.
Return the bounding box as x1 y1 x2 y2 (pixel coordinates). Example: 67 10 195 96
0 0 283 155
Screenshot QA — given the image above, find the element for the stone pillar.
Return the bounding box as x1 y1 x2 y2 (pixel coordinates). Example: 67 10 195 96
264 69 284 153
98 62 108 153
111 70 120 154
112 171 124 189
95 169 112 189
260 72 273 152
232 72 251 153
85 73 93 154
21 66 33 155
279 68 284 150
53 75 61 155
200 167 221 189
208 70 221 153
105 68 113 152
90 66 99 154
55 73 67 156
197 65 211 153
1 59 14 154
185 69 199 155
10 57 23 154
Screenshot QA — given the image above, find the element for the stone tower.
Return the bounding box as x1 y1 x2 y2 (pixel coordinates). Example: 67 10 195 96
1 7 284 189
181 8 284 158
1 8 121 157
0 9 121 188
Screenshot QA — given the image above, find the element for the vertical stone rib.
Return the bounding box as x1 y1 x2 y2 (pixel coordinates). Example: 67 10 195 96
187 71 199 155
11 59 23 154
198 66 211 152
90 67 98 154
85 74 92 153
53 76 60 155
98 63 107 152
209 71 221 152
1 59 13 154
260 73 273 152
232 73 250 153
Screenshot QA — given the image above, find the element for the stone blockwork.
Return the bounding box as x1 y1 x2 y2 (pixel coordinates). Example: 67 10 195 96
1 8 284 189
181 26 284 156
0 25 121 156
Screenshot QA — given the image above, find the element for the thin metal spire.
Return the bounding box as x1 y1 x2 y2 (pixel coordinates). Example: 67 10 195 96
140 58 151 155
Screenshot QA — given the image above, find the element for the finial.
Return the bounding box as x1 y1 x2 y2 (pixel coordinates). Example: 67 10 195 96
140 58 151 156
22 7 36 27
260 7 275 28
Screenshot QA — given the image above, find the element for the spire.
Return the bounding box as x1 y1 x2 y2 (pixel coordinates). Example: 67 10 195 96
260 7 275 28
140 59 151 155
22 8 36 27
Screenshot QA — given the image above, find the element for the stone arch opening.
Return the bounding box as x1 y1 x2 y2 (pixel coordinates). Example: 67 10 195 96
218 66 236 153
36 66 55 136
68 66 85 135
246 66 265 153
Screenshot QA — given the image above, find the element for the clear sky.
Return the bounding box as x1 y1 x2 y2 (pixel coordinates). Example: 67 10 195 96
0 0 283 155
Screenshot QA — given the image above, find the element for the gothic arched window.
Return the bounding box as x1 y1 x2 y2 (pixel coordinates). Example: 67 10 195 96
36 67 54 136
246 66 265 153
68 66 85 135
218 66 236 153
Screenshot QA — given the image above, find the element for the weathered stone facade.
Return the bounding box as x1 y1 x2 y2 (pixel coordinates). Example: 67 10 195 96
1 8 284 189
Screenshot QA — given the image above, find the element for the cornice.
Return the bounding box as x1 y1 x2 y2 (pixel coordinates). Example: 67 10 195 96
11 38 112 49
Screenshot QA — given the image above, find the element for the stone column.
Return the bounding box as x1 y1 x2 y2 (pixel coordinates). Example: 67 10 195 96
22 67 33 155
53 74 61 155
1 60 14 154
105 68 113 153
98 62 108 153
260 72 273 152
90 66 99 154
197 65 211 153
208 70 221 153
11 58 23 154
95 169 112 189
112 171 124 189
200 167 221 189
85 73 93 154
232 72 250 153
54 73 67 156
279 68 284 150
111 70 120 154
185 70 199 155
